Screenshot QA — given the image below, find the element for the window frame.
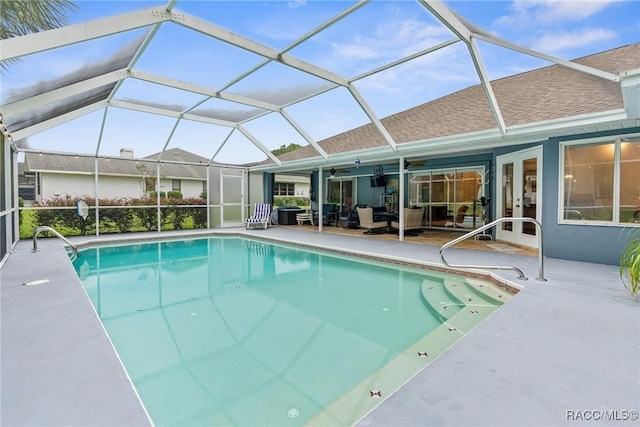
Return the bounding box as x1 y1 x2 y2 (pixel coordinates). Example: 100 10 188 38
274 182 295 196
558 134 640 227
408 165 486 229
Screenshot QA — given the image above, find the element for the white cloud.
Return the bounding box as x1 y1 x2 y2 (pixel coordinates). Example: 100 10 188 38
288 0 306 9
530 27 618 52
325 16 450 69
496 0 623 26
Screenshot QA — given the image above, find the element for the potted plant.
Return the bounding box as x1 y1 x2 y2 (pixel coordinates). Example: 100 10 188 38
620 227 640 300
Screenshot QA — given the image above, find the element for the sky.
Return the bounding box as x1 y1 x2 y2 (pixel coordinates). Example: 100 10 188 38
2 0 639 165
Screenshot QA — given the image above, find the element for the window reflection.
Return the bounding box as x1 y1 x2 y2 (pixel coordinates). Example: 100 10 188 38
409 168 484 229
563 139 640 224
620 141 640 223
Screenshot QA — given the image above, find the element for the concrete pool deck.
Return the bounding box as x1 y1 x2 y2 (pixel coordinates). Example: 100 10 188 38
1 228 638 426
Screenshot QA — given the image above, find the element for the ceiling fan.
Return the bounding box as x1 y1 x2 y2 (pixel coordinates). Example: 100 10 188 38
404 159 426 169
329 167 350 175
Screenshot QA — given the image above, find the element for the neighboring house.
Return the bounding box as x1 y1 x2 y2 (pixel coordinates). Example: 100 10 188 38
273 174 310 198
21 148 208 202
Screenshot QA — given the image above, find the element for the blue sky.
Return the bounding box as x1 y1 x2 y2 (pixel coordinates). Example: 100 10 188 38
3 0 639 164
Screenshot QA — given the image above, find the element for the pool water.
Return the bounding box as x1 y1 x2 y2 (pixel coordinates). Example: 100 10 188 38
73 237 511 426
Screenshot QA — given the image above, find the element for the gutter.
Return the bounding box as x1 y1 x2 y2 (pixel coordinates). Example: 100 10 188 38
249 109 637 173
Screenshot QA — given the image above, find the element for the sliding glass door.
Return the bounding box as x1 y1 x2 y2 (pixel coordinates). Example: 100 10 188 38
408 167 485 229
327 178 354 211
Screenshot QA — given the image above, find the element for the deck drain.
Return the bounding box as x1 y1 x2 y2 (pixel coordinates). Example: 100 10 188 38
23 279 50 286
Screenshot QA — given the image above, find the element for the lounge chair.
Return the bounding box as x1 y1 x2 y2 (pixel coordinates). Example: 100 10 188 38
245 202 271 229
391 207 425 236
357 207 388 234
296 209 314 225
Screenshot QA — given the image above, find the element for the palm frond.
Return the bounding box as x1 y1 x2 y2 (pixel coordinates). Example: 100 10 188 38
1 0 78 39
1 0 78 71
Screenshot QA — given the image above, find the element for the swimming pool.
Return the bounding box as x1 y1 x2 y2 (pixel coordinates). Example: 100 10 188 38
73 236 513 426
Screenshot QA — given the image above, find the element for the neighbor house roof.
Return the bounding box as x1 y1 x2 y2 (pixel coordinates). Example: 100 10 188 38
275 43 640 165
25 148 208 179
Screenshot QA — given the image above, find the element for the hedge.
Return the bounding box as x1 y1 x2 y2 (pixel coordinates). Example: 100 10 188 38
26 196 207 237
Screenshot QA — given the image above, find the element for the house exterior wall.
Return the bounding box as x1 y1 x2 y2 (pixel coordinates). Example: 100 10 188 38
157 178 202 198
273 175 310 197
540 128 640 265
294 182 310 197
174 179 204 198
304 135 639 265
40 173 97 200
38 173 205 201
492 126 640 266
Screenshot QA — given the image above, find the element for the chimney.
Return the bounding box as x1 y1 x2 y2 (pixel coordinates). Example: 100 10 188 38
120 148 134 158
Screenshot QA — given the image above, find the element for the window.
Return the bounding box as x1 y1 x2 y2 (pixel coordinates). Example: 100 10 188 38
561 136 640 225
172 179 181 191
274 182 295 196
409 167 485 229
19 172 35 186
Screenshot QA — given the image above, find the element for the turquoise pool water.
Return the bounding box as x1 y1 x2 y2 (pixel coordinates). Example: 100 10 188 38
73 237 507 426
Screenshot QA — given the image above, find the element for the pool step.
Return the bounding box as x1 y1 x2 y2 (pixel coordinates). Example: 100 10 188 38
420 279 463 322
449 276 512 306
440 277 513 334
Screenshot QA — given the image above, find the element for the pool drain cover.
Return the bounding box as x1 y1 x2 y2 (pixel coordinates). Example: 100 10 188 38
288 408 299 418
23 279 50 286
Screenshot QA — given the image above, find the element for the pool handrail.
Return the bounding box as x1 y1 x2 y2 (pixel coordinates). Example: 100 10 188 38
439 217 546 281
32 226 78 261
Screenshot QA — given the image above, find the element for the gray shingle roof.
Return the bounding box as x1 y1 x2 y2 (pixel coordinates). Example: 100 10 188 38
25 148 207 179
276 43 639 163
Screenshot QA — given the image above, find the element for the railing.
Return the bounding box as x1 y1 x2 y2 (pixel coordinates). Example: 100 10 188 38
32 226 78 261
439 217 546 281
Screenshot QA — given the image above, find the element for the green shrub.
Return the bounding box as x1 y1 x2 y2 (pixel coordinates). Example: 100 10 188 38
31 197 97 236
168 190 183 199
273 196 310 208
620 227 640 301
148 191 166 199
181 198 208 229
23 195 208 237
99 199 134 233
18 197 24 223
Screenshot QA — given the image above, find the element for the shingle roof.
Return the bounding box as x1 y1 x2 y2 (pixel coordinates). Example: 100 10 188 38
143 147 210 165
276 43 639 163
25 148 207 179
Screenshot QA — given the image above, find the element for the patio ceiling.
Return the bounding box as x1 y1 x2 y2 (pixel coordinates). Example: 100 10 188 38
0 0 637 172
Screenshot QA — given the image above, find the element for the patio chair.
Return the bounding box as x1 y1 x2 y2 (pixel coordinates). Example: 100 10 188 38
445 205 472 228
313 203 338 226
245 202 271 229
340 204 365 228
357 207 388 234
391 207 425 236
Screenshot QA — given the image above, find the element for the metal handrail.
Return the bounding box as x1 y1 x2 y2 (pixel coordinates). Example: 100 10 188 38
439 217 546 281
32 226 78 260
